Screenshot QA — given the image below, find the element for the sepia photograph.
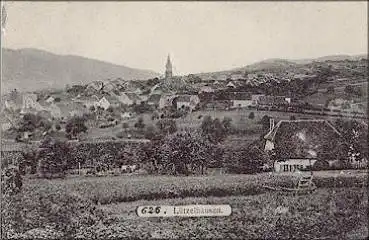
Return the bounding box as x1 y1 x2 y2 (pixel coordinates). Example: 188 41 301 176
0 1 368 239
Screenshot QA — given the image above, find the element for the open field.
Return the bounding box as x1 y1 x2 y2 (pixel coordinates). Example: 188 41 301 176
5 171 368 239
91 188 368 239
24 171 367 205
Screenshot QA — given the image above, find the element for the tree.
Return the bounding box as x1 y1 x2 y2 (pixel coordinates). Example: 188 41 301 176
144 125 160 140
159 131 216 175
134 117 145 129
222 117 233 133
156 119 177 136
326 86 335 94
260 115 272 131
122 122 130 131
290 115 296 120
224 147 265 174
344 85 361 96
249 112 255 119
1 166 22 195
65 116 88 140
335 120 368 167
200 116 228 144
38 140 72 178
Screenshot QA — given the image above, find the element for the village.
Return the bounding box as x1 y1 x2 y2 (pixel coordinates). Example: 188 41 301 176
1 2 368 239
1 54 368 176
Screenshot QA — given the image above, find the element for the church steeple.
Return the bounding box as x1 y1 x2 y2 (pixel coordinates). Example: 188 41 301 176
165 54 173 79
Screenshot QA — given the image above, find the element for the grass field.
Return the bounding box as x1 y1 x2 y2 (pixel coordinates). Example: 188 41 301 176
6 171 368 239
91 188 367 239
25 171 367 205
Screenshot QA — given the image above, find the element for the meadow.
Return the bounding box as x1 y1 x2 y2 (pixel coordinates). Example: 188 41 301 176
5 171 368 239
24 171 367 205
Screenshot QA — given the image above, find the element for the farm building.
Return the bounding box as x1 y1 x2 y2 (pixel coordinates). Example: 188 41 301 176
263 119 344 172
257 95 290 107
229 92 253 109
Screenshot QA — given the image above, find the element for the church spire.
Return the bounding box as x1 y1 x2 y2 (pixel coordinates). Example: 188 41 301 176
165 54 173 79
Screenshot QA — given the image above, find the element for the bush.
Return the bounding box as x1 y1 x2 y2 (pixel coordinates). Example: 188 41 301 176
249 112 255 119
1 185 105 239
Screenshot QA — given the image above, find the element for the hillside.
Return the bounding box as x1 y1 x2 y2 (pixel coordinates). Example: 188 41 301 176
1 48 160 93
196 54 367 79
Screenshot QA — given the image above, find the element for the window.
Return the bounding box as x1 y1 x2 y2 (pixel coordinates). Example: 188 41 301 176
283 165 288 172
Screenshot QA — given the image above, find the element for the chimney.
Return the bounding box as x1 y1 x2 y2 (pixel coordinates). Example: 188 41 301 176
269 118 275 132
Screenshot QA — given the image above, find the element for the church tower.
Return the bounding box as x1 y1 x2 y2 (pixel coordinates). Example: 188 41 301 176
165 54 173 79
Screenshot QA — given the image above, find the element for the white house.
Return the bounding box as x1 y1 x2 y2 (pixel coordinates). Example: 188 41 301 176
45 96 55 103
226 81 236 88
95 97 111 110
274 158 317 172
198 86 214 94
159 95 176 109
229 92 253 109
174 95 200 111
264 119 343 172
21 93 44 113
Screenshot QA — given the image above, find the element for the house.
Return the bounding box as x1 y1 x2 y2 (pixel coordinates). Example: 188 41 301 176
198 86 214 94
2 91 23 111
85 81 104 95
327 99 365 114
173 95 200 111
229 92 253 109
45 96 55 103
48 102 88 119
257 95 289 107
159 95 177 109
226 81 236 88
95 97 111 110
74 95 99 109
263 119 343 172
20 93 44 113
121 112 134 119
251 94 265 106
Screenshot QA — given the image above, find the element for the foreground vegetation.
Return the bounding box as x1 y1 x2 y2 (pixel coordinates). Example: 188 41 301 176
3 171 367 239
94 188 368 239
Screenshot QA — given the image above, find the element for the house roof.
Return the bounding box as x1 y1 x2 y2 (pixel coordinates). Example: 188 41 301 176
175 95 192 102
264 119 343 159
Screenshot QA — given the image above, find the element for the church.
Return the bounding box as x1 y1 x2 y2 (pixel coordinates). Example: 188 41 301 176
165 54 173 79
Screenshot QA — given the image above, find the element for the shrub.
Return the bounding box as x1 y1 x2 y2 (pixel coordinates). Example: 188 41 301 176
1 185 105 239
249 112 255 119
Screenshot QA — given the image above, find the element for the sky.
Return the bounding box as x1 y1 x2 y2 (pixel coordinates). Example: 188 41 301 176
1 1 367 75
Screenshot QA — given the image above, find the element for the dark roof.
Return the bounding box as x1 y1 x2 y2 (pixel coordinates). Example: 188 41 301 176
175 95 192 102
264 119 343 159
